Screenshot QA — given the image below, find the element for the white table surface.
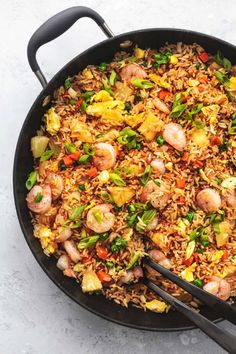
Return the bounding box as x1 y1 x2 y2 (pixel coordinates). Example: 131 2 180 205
1 0 236 353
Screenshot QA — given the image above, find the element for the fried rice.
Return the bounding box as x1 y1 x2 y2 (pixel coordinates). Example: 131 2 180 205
25 42 236 313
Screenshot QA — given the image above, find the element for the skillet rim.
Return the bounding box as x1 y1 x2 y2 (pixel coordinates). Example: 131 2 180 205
14 26 236 331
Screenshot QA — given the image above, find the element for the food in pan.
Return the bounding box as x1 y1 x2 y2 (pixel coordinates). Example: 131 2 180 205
26 42 236 312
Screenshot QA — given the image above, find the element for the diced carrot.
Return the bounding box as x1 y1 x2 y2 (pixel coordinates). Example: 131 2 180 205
194 252 199 263
195 160 204 168
178 196 186 205
211 136 222 146
176 179 186 189
82 255 92 264
198 84 205 92
69 151 81 161
181 152 189 163
96 246 108 260
184 256 194 267
181 94 189 102
115 145 121 156
87 167 98 177
97 270 112 283
221 250 229 261
199 52 209 63
199 75 208 84
63 156 73 167
77 98 83 107
158 90 170 100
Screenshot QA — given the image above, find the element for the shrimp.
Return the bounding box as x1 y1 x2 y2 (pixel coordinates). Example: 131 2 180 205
140 180 170 209
150 158 165 175
57 254 70 270
226 190 236 209
146 216 158 231
63 240 81 263
149 249 172 269
203 276 231 301
120 266 143 284
45 173 63 200
153 97 170 114
163 123 187 151
196 188 222 213
26 185 52 214
120 63 147 82
56 227 72 242
86 204 115 233
93 143 116 171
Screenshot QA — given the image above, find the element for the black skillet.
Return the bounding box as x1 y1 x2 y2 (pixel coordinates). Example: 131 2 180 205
13 6 236 331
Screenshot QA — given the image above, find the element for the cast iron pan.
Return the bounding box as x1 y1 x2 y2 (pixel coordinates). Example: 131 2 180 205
13 6 236 331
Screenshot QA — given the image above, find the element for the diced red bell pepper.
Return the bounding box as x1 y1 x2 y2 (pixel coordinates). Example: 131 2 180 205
199 52 209 63
221 250 229 261
96 246 108 260
97 270 112 283
184 256 194 267
158 90 170 100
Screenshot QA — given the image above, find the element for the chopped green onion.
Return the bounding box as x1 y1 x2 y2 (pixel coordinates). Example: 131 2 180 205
189 227 204 241
131 79 153 89
82 91 94 103
232 255 236 260
111 244 119 253
127 213 139 227
100 191 114 203
77 235 100 249
64 79 71 89
215 177 222 185
102 78 114 95
219 138 228 153
69 99 76 105
73 263 83 272
153 52 172 67
190 103 203 116
136 209 157 232
99 232 109 241
127 204 136 213
195 63 201 69
170 103 187 118
186 211 194 222
69 205 86 220
215 71 229 86
193 120 205 129
139 165 152 186
228 113 236 135
202 240 209 247
124 101 132 112
106 261 114 268
65 143 76 153
40 150 54 162
109 173 126 186
99 62 106 71
78 184 86 191
93 211 103 223
79 155 91 163
214 51 232 71
109 70 117 86
25 171 37 190
80 101 87 112
127 251 141 270
193 278 203 287
114 237 126 249
34 192 43 203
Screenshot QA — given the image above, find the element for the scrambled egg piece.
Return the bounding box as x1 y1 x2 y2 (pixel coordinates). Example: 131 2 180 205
92 90 113 102
82 68 93 79
138 111 164 141
228 77 236 90
149 74 171 89
202 104 220 124
45 108 60 135
36 226 55 255
181 262 197 282
70 120 94 142
134 48 145 59
145 299 168 313
124 112 145 128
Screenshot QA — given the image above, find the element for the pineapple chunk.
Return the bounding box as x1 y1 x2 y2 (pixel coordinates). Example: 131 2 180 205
108 187 135 207
138 112 164 142
31 136 49 158
215 221 231 247
82 270 102 293
125 112 145 128
45 108 60 135
181 262 197 282
114 81 133 101
82 68 93 79
150 232 167 250
145 299 168 313
191 128 209 147
229 77 236 90
134 48 145 59
70 120 94 143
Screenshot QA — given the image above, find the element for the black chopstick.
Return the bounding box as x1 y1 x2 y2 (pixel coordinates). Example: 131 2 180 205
144 278 236 354
144 257 236 325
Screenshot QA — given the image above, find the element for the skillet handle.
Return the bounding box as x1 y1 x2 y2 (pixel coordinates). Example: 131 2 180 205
27 6 114 88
